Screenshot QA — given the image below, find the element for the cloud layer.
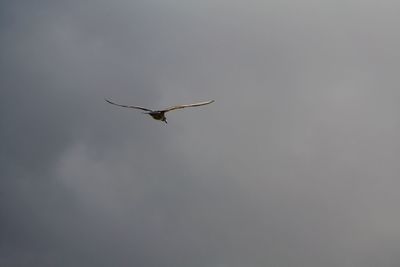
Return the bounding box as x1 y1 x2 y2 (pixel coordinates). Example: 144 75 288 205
1 1 400 266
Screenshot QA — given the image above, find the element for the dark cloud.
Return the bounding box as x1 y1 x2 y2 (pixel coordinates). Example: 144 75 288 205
1 1 400 266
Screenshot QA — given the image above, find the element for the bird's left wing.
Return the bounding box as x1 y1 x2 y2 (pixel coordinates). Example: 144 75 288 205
162 100 215 112
105 98 153 112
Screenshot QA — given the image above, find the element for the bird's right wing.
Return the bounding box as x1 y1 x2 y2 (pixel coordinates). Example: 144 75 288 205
162 100 215 112
105 98 153 112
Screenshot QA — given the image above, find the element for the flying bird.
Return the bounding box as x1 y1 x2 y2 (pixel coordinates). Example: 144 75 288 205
105 98 214 123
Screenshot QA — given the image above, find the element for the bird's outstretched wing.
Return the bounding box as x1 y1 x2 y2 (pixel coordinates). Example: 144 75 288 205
105 98 153 112
162 100 215 112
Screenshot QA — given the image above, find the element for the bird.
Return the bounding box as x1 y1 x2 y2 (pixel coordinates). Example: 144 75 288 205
105 98 214 123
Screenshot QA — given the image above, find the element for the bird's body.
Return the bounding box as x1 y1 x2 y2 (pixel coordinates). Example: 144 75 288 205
147 111 167 122
105 98 214 123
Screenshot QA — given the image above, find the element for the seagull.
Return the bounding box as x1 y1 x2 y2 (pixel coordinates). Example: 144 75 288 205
105 98 214 123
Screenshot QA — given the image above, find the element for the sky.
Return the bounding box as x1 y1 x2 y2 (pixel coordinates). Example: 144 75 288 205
1 0 400 266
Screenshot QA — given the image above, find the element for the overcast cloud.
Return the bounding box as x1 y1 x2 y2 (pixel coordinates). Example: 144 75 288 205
1 1 400 266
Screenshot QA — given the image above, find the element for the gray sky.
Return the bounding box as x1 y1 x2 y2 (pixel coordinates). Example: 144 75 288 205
1 0 400 266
